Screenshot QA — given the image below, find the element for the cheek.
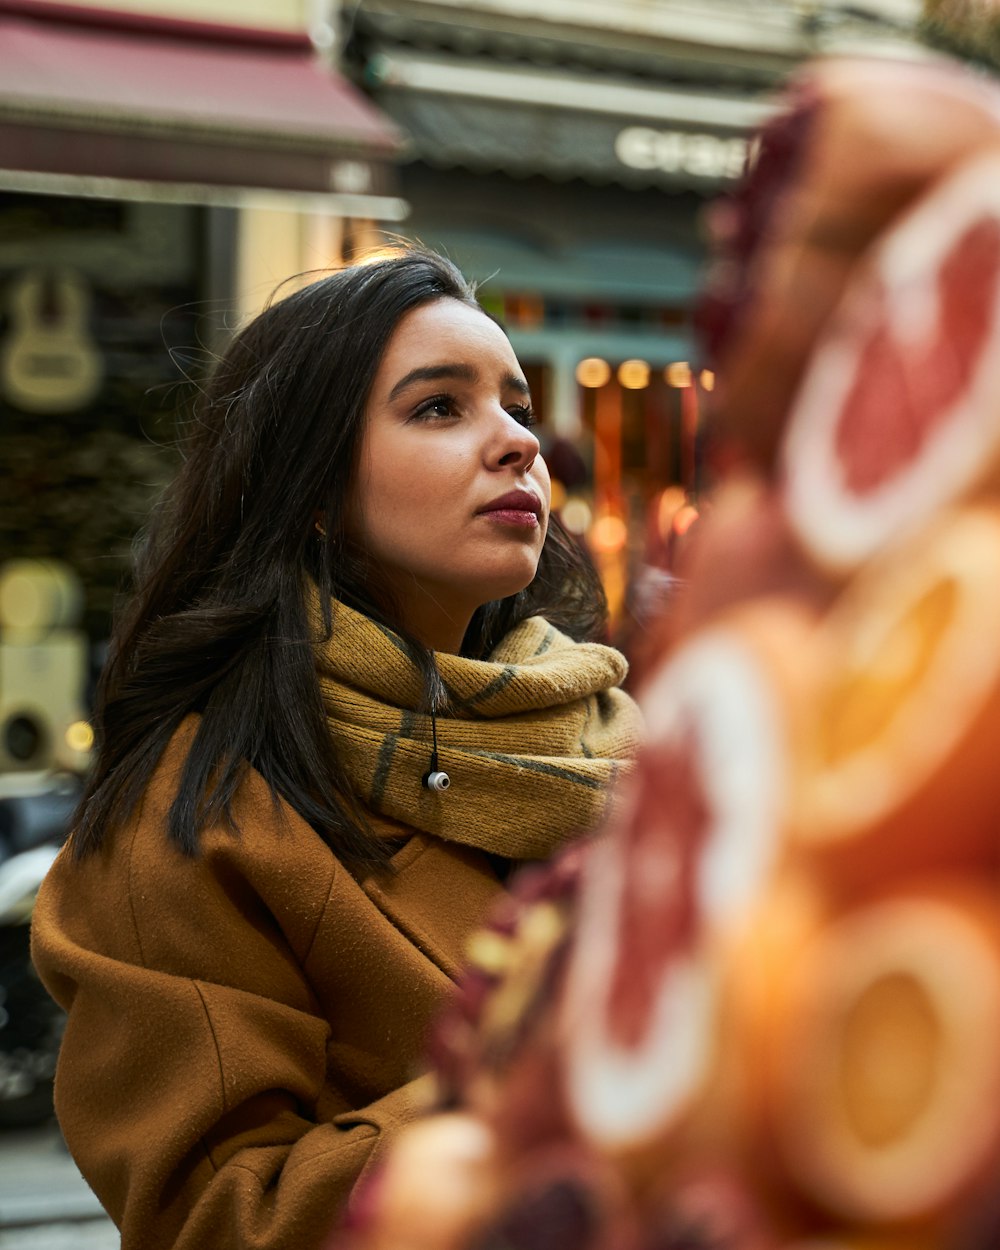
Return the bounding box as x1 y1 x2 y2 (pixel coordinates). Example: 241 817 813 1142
353 439 421 522
367 465 421 519
352 440 466 554
532 460 553 519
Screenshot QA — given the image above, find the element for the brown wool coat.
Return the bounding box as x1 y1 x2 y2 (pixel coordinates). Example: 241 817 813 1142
31 724 510 1250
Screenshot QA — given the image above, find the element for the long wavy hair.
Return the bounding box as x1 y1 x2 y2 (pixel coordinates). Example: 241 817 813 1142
72 247 607 867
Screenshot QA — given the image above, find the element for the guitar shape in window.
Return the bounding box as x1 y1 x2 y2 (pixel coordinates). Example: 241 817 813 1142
1 269 104 414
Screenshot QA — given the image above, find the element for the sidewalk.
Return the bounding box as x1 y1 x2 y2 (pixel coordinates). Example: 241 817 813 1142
0 1123 117 1249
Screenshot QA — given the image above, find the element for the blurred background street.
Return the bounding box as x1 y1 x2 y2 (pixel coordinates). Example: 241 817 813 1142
0 1123 116 1247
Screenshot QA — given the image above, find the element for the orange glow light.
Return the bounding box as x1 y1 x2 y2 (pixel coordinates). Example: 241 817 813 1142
699 369 716 392
665 361 693 389
576 357 612 389
617 359 650 390
590 514 629 554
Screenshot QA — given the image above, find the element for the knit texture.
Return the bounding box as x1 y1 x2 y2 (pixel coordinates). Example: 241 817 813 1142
312 599 642 860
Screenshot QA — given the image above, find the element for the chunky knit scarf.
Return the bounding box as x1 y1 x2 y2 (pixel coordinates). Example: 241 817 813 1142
312 600 642 861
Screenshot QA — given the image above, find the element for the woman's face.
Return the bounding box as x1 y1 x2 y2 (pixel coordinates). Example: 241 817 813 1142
349 297 551 652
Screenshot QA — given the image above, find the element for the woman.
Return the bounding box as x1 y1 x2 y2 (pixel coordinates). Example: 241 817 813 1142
31 247 641 1250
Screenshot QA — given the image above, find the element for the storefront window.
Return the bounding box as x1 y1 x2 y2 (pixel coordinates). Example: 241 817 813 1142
0 193 215 645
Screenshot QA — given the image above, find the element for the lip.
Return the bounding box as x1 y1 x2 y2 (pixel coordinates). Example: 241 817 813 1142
478 489 543 518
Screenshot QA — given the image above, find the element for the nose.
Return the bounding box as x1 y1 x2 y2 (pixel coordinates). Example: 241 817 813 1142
492 408 541 471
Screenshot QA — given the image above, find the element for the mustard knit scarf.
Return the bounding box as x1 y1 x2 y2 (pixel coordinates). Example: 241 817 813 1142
313 600 642 861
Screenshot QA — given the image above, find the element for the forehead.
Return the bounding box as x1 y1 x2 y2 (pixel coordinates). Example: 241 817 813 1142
377 297 522 380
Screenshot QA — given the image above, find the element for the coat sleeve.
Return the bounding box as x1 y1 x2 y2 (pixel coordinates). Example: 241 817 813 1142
30 806 438 1250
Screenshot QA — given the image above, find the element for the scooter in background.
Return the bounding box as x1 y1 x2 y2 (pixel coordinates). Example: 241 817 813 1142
0 771 79 1125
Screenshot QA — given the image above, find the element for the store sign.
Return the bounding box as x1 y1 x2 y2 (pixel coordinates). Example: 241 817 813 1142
614 126 748 181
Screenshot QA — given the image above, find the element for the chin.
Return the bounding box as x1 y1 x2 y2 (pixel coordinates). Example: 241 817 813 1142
468 563 541 607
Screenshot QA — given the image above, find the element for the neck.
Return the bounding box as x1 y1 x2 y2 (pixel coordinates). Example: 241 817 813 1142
408 615 470 655
397 588 474 655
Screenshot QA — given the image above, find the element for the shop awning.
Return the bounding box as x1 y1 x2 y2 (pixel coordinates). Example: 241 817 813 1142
367 50 776 191
0 2 407 216
406 224 703 303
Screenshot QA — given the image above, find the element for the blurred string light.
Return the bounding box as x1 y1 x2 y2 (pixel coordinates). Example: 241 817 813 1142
575 357 612 388
549 479 567 512
575 357 705 391
617 359 650 390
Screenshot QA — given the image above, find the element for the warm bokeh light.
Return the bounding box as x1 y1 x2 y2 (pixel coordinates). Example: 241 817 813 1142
575 357 612 389
665 361 693 388
617 359 650 390
655 486 687 539
561 498 593 536
549 479 567 512
699 369 716 391
590 514 629 553
65 720 95 753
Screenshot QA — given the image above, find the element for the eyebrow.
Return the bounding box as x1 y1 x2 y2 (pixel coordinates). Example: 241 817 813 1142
388 363 531 402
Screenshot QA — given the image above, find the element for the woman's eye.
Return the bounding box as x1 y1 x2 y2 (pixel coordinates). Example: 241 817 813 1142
412 395 457 420
508 404 537 429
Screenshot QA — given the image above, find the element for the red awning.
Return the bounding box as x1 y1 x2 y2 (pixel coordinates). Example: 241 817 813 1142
0 1 405 213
